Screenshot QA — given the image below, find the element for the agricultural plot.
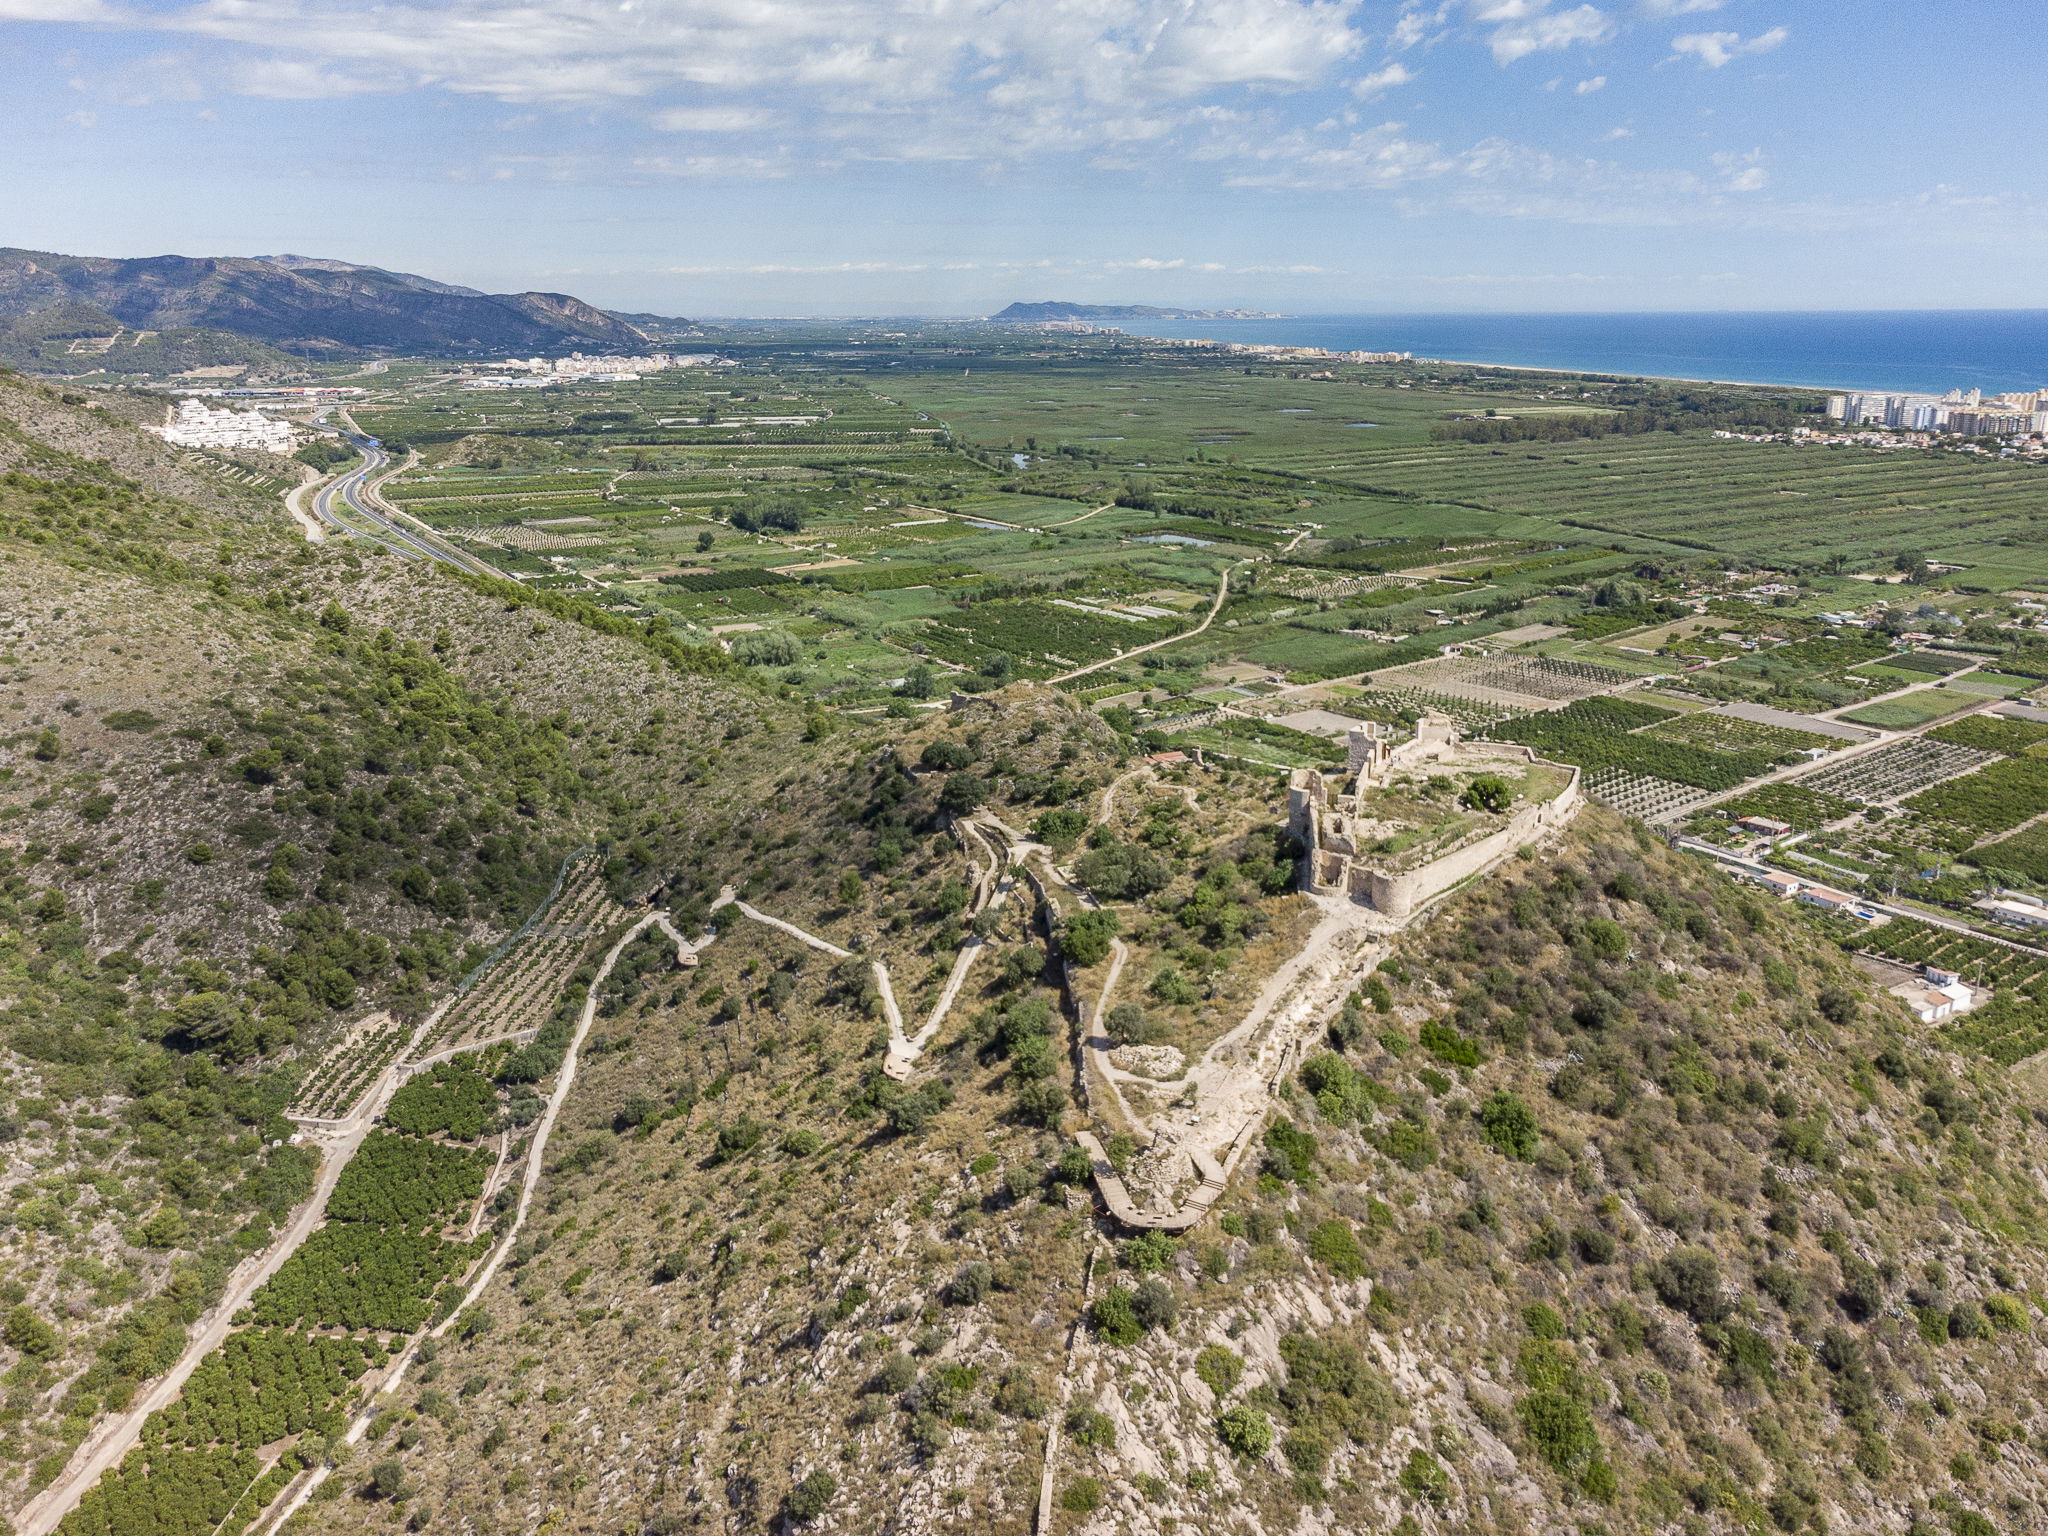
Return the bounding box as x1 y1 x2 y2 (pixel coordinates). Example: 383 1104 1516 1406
1839 690 1975 730
142 1332 385 1452
325 1132 492 1226
1348 686 1523 732
1972 823 2048 881
1943 672 2033 698
1900 756 2048 839
1801 740 1998 804
1859 920 2048 1063
1496 696 1781 791
1243 430 2048 582
244 1223 491 1334
1710 634 1898 705
1696 782 1861 833
1586 769 1714 822
1703 701 1873 741
1847 650 1971 682
65 1032 512 1533
289 1013 413 1121
384 1060 500 1140
1450 656 1637 702
925 598 1182 672
1642 712 1838 758
416 862 626 1057
1379 653 1637 709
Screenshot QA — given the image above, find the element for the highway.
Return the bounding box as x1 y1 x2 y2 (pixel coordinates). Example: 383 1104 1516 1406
305 414 498 577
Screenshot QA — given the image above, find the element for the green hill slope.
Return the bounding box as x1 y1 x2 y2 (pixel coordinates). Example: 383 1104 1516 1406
0 369 783 1506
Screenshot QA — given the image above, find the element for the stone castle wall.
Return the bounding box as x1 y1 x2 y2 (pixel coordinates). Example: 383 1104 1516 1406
1350 771 1582 917
1290 722 1583 917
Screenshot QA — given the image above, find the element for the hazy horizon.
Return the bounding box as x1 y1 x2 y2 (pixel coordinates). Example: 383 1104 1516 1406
4 4 2045 318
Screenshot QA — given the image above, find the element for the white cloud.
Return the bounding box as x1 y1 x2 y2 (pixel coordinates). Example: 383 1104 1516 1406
651 106 773 133
1638 0 1727 14
1670 27 1788 68
0 0 115 16
1486 4 1613 66
1713 148 1767 191
664 262 930 274
1390 2 1452 50
1575 75 1605 93
25 0 1377 166
1352 62 1416 99
234 56 389 98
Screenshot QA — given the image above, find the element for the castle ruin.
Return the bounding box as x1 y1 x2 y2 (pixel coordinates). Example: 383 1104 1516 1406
1288 713 1583 918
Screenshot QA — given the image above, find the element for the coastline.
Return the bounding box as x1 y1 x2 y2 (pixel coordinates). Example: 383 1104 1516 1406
1106 310 2048 398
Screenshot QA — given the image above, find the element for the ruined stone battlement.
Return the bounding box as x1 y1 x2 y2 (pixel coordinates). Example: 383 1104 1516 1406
1289 714 1582 918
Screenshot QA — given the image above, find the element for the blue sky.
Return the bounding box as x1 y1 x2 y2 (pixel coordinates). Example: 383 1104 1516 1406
3 1 2043 316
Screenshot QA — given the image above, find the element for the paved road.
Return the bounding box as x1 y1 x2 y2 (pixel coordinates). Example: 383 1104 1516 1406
1675 838 2048 958
306 416 498 578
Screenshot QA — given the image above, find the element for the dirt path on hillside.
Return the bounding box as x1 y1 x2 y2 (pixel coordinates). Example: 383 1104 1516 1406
255 911 696 1532
12 1017 433 1536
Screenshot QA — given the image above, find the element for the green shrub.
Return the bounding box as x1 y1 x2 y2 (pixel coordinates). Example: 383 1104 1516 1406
1122 1231 1178 1273
1420 1019 1482 1067
1572 1227 1616 1265
1283 1432 1328 1476
1982 1295 2029 1334
1131 1277 1180 1331
1064 1404 1116 1449
787 1470 838 1523
1518 1389 1599 1473
3 1305 60 1360
1060 909 1121 968
1194 1345 1243 1399
1379 1115 1437 1171
1522 1302 1566 1340
1217 1404 1273 1458
1478 1092 1540 1160
1263 1117 1318 1183
1059 1477 1103 1514
1399 1448 1451 1507
1650 1247 1727 1324
1091 1286 1142 1346
1307 1220 1367 1279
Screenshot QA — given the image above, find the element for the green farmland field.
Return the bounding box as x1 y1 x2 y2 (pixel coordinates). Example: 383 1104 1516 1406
1840 690 1976 729
1230 433 2048 580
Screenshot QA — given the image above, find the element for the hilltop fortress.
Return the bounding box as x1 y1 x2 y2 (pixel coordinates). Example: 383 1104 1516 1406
1290 714 1584 917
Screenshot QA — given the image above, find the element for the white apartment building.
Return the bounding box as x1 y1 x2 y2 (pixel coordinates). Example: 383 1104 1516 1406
496 352 731 376
148 399 300 454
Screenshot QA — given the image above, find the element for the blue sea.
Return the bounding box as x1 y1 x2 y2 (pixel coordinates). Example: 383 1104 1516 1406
1108 311 2048 397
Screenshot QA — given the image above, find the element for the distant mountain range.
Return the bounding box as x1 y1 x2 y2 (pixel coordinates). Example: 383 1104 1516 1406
0 247 682 366
990 301 1282 322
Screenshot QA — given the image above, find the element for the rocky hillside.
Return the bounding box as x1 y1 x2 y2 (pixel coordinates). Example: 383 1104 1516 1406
263 808 2048 1536
0 250 657 357
3 369 2046 1536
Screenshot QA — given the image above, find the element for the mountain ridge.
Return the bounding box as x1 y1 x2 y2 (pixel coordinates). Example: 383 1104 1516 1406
0 248 669 358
